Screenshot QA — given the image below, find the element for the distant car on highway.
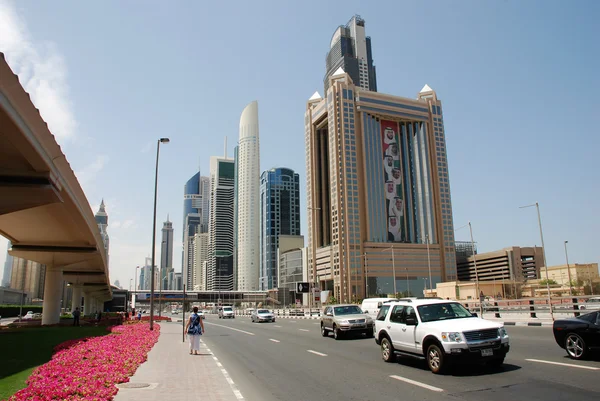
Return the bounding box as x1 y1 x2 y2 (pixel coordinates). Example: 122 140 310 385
553 311 600 360
218 306 235 319
321 304 374 340
579 297 600 311
251 309 275 323
197 310 205 319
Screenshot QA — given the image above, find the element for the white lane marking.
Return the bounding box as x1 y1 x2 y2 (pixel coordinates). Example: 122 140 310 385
273 325 282 328
289 321 297 323
205 322 255 336
299 329 310 332
389 375 444 392
269 339 280 343
525 358 600 371
307 350 328 357
204 345 245 400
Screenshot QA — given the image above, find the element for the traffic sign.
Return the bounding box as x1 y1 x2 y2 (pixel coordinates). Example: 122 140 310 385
297 282 310 293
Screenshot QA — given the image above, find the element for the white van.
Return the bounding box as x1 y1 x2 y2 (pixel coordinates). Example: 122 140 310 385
360 298 398 320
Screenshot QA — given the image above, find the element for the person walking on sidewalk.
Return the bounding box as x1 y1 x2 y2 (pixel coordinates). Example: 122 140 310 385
185 306 205 355
72 307 81 326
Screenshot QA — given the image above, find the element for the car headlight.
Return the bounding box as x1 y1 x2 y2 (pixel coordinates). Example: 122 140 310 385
339 320 349 324
441 332 463 342
498 327 508 338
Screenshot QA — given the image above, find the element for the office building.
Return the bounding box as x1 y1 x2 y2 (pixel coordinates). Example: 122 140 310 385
139 257 155 291
457 246 543 282
305 71 457 303
259 168 301 290
192 233 209 290
546 263 599 288
207 156 235 291
94 199 109 264
2 241 13 287
10 257 46 300
182 172 210 289
277 235 306 306
174 272 183 291
324 15 377 93
160 216 174 290
236 101 261 291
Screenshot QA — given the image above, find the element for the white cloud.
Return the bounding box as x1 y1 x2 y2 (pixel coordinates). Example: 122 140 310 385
0 0 76 143
75 154 109 188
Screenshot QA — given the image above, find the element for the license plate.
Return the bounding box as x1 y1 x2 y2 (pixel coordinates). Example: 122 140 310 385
353 324 366 328
481 348 493 357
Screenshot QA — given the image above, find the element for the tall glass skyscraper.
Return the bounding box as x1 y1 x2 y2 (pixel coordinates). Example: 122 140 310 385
94 199 109 265
259 168 301 290
235 101 261 291
207 157 235 291
182 172 210 289
160 216 174 290
324 15 377 94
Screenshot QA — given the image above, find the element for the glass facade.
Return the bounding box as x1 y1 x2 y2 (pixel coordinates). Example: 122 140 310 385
259 168 301 290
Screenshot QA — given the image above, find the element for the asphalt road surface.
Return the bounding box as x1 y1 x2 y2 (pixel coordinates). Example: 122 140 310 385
170 313 600 401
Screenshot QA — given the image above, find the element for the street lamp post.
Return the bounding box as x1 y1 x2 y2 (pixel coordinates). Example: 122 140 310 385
307 206 321 309
425 235 432 296
359 253 369 298
468 222 483 316
133 266 140 312
564 241 573 296
386 247 398 296
520 202 554 320
150 138 170 331
405 268 410 296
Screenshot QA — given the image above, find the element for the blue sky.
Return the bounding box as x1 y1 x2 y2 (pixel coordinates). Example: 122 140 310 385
1 0 598 287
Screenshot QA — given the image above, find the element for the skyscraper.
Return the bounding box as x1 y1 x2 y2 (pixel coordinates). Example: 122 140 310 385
192 232 209 290
10 257 46 300
160 216 174 290
94 199 109 264
2 241 13 287
324 15 377 94
305 69 456 303
207 156 235 291
235 101 261 291
259 168 301 290
182 172 210 289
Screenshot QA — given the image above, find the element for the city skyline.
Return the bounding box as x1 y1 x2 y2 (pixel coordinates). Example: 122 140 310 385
0 1 598 288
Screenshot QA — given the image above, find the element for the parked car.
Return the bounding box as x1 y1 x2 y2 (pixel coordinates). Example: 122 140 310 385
321 304 374 340
360 297 398 320
552 311 600 360
197 310 205 319
251 309 275 323
22 311 34 320
375 299 509 374
579 297 600 311
218 306 235 319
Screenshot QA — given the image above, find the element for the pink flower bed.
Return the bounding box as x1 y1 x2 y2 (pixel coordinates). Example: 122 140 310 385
9 323 160 401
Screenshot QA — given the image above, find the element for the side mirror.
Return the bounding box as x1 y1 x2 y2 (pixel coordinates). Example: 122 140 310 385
406 317 417 326
364 310 369 313
471 312 478 318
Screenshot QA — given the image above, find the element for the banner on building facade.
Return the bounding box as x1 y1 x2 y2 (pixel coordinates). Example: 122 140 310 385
381 120 405 242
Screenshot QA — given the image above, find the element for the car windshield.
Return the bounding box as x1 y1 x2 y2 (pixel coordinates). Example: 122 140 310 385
257 309 270 314
417 302 474 322
334 305 363 315
223 307 232 311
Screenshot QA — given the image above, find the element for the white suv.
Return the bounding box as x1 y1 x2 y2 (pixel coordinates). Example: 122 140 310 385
375 299 510 373
218 306 235 319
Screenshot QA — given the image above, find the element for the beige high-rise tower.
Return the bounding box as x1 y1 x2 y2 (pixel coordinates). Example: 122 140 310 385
305 68 457 303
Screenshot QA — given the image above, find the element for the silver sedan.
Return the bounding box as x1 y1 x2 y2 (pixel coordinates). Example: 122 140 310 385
251 309 276 323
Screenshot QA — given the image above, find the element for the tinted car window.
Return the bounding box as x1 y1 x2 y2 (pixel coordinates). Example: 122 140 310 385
578 312 599 324
376 305 391 321
390 305 405 323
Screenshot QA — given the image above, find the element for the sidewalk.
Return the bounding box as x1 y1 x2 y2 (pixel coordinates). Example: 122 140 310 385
113 322 243 401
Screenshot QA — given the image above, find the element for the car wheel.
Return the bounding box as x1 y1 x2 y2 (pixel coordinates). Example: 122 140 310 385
426 344 446 374
321 324 328 337
565 333 588 360
333 325 342 340
381 337 395 362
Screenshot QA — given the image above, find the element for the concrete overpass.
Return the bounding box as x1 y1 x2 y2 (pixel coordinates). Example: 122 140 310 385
0 52 111 324
130 290 269 304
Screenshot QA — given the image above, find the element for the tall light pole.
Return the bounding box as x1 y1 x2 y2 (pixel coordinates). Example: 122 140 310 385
359 253 369 298
564 241 572 296
468 222 482 315
150 138 170 331
425 234 433 296
520 202 554 320
386 247 398 296
405 268 410 296
133 265 140 312
307 206 320 308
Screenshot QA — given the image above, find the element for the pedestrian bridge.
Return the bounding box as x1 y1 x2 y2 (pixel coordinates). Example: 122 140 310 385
0 53 111 324
131 290 270 303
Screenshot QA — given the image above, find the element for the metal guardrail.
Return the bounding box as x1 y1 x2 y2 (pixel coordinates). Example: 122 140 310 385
461 296 598 319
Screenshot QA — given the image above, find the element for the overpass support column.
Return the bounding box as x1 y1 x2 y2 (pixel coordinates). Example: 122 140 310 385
41 268 63 325
83 292 92 316
71 285 83 311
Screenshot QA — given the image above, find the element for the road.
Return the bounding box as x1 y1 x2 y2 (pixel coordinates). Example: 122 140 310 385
168 313 600 401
